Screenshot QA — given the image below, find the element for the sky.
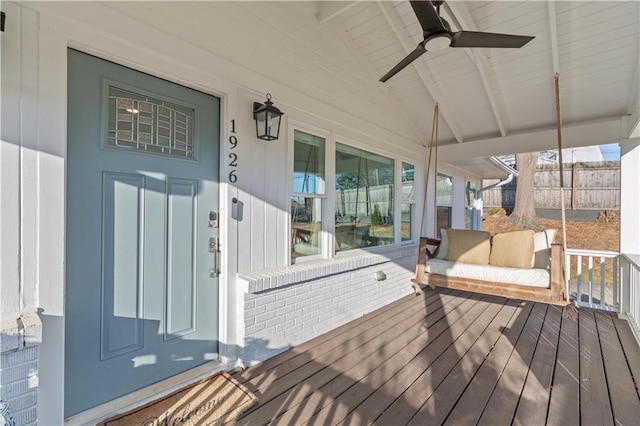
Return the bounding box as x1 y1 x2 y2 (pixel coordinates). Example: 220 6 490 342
599 143 620 161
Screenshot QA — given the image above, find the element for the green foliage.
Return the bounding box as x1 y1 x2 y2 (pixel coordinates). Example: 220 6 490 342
371 204 382 226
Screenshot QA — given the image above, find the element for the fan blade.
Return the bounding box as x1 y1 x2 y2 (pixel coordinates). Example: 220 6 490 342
379 43 427 82
451 31 534 48
410 1 447 33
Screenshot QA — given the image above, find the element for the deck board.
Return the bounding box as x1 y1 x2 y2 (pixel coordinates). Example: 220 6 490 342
244 290 442 397
595 311 640 425
612 315 640 398
476 302 546 426
272 292 484 425
233 288 640 426
579 309 614 425
310 295 503 425
411 298 524 425
335 294 500 425
512 304 562 425
372 296 507 425
546 309 580 425
441 299 524 425
238 290 468 425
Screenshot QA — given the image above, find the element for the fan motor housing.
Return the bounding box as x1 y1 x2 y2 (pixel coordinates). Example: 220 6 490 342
424 33 452 51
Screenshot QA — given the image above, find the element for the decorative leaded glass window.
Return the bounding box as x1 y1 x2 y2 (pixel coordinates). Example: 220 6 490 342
107 86 195 159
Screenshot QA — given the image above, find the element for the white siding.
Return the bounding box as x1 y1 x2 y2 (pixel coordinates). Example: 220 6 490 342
0 6 43 423
0 2 427 423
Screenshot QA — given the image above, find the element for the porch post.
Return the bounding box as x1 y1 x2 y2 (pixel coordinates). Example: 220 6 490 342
619 138 640 255
619 138 640 324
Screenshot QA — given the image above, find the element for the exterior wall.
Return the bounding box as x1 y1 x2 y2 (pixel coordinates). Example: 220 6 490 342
0 4 43 424
422 163 482 235
0 2 427 424
620 139 640 255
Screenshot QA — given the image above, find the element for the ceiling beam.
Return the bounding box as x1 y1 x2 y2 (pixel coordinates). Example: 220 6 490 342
624 48 639 137
376 0 465 143
317 1 357 24
627 61 639 114
443 2 509 137
547 0 560 74
438 117 624 161
624 101 639 138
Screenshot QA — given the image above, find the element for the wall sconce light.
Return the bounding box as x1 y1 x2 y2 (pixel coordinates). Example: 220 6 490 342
1 11 6 32
253 93 284 141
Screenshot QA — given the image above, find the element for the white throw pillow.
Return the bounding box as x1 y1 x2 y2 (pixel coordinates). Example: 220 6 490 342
436 229 449 259
532 229 557 269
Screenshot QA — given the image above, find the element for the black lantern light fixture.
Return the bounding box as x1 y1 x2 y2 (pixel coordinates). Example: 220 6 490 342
253 93 284 141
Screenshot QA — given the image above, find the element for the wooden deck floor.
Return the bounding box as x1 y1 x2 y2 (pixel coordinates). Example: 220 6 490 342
231 288 640 425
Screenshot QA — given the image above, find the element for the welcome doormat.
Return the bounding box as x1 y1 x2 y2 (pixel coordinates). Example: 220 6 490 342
99 372 257 426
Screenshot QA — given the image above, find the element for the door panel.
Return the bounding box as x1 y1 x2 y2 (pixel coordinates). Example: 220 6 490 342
166 178 197 338
65 50 220 417
101 172 145 360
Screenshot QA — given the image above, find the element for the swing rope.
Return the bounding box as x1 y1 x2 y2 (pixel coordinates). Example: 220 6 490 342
419 103 439 239
554 73 568 255
411 103 440 295
554 73 576 312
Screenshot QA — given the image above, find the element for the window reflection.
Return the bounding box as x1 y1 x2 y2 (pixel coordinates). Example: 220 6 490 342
436 173 453 237
291 130 325 260
401 162 415 242
291 197 322 258
335 143 394 252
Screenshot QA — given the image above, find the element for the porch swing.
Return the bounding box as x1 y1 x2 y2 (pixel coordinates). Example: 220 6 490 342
411 76 571 307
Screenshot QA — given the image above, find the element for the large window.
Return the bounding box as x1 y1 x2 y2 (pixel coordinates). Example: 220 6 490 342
290 128 416 261
436 172 453 236
291 130 326 259
401 162 415 242
335 143 394 252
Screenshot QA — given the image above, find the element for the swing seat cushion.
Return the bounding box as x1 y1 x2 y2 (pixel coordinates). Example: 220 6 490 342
425 258 551 288
426 228 558 289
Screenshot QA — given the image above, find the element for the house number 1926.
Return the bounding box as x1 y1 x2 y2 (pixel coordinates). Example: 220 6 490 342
228 119 238 183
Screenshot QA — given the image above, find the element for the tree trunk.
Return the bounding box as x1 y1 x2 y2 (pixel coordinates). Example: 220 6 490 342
505 151 543 229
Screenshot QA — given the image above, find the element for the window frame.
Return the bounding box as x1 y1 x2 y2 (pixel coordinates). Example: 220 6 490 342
399 161 416 244
288 124 331 263
288 122 420 264
436 172 454 236
334 140 396 254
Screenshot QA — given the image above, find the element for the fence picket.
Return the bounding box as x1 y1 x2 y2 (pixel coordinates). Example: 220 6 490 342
483 161 620 210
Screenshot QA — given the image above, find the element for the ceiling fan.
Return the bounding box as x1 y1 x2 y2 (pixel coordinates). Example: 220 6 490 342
380 0 534 82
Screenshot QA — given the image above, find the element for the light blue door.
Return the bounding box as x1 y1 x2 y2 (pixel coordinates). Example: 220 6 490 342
65 50 220 417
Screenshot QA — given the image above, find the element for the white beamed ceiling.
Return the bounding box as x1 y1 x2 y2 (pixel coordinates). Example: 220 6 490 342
31 0 640 162
325 0 639 154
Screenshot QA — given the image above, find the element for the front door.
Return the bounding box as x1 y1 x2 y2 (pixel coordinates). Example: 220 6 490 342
65 50 220 417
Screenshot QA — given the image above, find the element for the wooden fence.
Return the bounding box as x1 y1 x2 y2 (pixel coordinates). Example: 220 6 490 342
482 161 620 210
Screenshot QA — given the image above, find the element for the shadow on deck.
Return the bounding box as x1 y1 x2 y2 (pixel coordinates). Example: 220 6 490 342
231 288 640 425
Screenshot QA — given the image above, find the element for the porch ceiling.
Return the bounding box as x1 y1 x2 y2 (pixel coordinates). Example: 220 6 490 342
30 0 639 169
314 0 639 152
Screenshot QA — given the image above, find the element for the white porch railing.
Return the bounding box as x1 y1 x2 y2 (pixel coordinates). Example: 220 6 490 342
619 254 640 344
565 248 619 312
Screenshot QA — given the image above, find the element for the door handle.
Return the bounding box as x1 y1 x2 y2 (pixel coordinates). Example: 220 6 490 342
209 237 220 278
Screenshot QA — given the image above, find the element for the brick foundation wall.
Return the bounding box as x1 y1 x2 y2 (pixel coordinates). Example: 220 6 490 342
240 248 417 364
0 314 42 426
